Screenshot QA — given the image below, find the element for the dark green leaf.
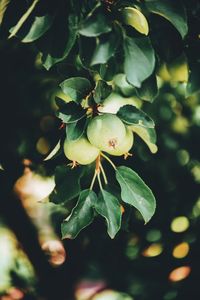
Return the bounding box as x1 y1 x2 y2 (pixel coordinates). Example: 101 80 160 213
124 36 155 88
146 0 188 38
93 80 112 104
79 36 96 68
91 32 120 66
10 15 54 43
79 11 112 37
61 189 96 239
117 105 155 128
105 183 121 200
94 189 122 239
66 117 87 141
135 74 158 102
98 57 118 81
56 101 86 124
116 166 156 223
150 12 183 63
37 14 77 70
55 97 67 108
50 166 83 204
60 77 92 103
130 125 158 153
8 0 39 39
113 74 135 97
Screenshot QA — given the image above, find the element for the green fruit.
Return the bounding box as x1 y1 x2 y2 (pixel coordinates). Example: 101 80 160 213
63 136 99 165
87 114 126 152
107 128 134 156
98 92 141 114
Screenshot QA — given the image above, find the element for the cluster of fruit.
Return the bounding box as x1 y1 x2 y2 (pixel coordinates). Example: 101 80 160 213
63 93 138 165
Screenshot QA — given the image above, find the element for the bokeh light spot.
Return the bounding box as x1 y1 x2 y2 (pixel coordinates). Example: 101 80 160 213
172 242 190 259
142 243 163 257
171 216 189 233
125 235 139 260
163 290 178 300
36 137 50 155
92 289 133 300
169 266 191 282
40 115 55 132
191 163 200 183
176 149 190 166
192 197 200 218
146 229 162 242
171 116 189 134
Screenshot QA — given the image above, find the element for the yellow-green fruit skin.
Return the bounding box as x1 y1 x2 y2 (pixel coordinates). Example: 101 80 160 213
98 92 140 114
63 136 99 165
87 113 126 152
107 128 134 156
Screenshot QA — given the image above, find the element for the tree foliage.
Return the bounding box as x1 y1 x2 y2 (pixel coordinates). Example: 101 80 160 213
0 0 199 240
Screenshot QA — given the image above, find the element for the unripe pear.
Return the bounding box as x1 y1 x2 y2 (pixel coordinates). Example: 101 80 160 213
63 136 99 165
98 92 140 114
106 128 134 156
87 113 126 152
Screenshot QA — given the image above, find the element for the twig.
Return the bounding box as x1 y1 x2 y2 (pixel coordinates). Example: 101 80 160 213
8 0 40 39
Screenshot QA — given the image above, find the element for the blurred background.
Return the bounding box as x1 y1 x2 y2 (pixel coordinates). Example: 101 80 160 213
0 38 199 300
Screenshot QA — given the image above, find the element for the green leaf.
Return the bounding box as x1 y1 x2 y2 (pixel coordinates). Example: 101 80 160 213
44 140 61 161
94 190 122 239
124 36 155 88
0 0 11 25
18 15 54 43
98 57 118 81
79 36 97 68
56 101 86 124
117 105 155 128
37 14 77 70
93 80 112 104
130 125 158 153
116 166 156 223
135 74 158 102
121 7 149 35
146 0 188 38
60 77 92 103
113 74 135 97
61 189 96 239
91 32 120 66
50 166 83 204
55 97 68 108
66 117 87 141
79 11 112 37
8 0 39 39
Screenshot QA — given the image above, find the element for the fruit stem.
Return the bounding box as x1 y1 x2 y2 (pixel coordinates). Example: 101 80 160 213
90 170 97 190
100 152 117 171
99 163 108 185
97 172 103 191
95 154 101 173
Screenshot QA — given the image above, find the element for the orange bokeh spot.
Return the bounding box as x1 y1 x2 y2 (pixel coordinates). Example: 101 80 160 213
172 242 190 259
142 243 163 257
169 266 191 282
